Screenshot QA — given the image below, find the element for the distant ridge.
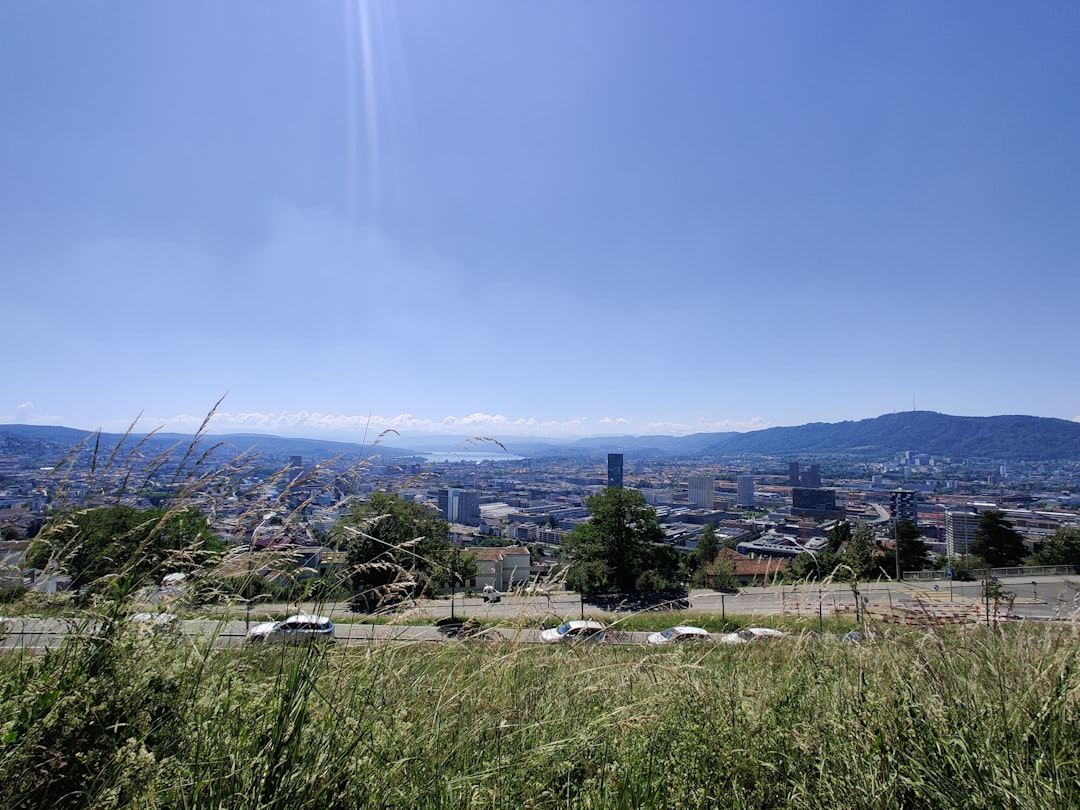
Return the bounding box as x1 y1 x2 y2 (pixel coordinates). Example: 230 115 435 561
2 411 1078 463
699 411 1080 461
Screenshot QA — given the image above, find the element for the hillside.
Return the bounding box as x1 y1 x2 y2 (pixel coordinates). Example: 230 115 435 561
703 411 1080 461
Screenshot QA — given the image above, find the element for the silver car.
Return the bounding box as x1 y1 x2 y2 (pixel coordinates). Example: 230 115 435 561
539 620 606 643
646 625 711 645
718 627 787 644
247 614 335 644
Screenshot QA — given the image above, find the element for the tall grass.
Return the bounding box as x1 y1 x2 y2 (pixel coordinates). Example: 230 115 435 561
2 623 1079 808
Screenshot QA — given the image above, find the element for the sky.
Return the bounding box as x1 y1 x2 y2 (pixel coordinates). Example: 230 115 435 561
3 2 1079 442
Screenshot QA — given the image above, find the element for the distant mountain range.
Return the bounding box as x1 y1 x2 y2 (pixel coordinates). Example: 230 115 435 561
498 412 1080 462
2 411 1079 465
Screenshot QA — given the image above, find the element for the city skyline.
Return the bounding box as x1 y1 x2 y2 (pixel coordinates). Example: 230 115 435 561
4 3 1080 441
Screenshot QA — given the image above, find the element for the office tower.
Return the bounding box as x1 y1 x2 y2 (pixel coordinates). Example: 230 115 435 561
607 454 624 489
737 475 755 508
792 488 842 518
889 489 918 526
788 461 801 487
944 509 979 557
688 475 713 509
804 464 822 488
437 488 480 525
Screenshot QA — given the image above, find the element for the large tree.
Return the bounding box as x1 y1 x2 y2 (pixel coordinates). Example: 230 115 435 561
27 505 222 590
883 518 931 575
694 523 719 569
971 510 1027 568
562 487 670 593
334 491 456 602
1029 526 1080 568
843 525 883 580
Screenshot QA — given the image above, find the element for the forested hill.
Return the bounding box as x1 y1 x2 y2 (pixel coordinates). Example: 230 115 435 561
702 411 1080 461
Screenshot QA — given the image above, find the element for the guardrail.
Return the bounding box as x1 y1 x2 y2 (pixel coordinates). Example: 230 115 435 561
902 565 1076 581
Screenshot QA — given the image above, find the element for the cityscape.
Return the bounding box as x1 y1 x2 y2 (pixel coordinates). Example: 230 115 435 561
3 414 1078 598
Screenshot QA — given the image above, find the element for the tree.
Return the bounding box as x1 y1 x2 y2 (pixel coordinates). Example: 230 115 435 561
431 545 479 590
970 510 1027 568
826 521 852 553
562 487 669 593
27 505 222 590
704 553 739 591
884 519 930 575
694 523 719 570
789 550 846 582
334 491 455 602
1030 526 1080 568
843 525 882 580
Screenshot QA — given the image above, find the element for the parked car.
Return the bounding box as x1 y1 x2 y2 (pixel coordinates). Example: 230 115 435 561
647 625 711 645
247 614 335 644
718 626 787 644
128 612 181 637
539 620 606 643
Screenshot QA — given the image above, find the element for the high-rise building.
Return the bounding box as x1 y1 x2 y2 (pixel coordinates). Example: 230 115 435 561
788 461 801 487
944 509 979 558
889 489 918 526
607 454 624 489
792 488 842 518
688 475 713 509
737 475 755 508
437 488 481 526
788 460 821 488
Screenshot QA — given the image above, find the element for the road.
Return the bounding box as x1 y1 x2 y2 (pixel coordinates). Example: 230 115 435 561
4 574 1078 650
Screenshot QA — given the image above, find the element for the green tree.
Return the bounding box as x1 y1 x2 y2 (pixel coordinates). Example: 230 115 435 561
843 525 881 580
825 520 852 553
562 487 669 593
704 553 739 591
881 519 930 575
1030 526 1080 568
789 550 846 582
970 510 1027 568
27 505 222 590
694 523 719 570
431 545 480 591
334 491 454 601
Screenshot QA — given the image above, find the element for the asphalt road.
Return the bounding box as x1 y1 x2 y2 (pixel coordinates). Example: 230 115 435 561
4 575 1078 651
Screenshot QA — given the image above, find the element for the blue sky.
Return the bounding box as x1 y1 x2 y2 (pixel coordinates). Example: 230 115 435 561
3 2 1079 441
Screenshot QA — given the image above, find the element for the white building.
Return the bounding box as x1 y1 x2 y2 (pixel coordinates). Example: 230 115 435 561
466 546 532 591
688 475 714 509
944 509 980 558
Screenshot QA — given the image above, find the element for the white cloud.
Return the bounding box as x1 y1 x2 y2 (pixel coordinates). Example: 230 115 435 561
114 409 770 440
3 402 64 426
13 402 35 423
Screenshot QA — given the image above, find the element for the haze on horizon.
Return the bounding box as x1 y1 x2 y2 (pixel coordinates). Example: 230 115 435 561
4 3 1079 442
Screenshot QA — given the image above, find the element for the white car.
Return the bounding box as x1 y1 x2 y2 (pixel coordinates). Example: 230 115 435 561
539 620 606 643
129 612 181 637
647 625 712 645
718 627 787 644
247 614 335 644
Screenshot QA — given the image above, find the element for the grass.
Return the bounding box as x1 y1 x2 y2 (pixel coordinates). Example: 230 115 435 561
2 617 1080 808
